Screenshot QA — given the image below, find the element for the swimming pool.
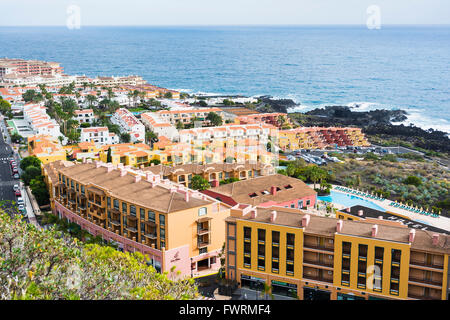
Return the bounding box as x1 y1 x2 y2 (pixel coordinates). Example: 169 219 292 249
318 190 387 212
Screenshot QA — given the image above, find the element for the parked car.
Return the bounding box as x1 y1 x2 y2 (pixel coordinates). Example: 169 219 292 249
13 184 19 191
15 189 21 196
13 173 19 179
18 205 25 213
17 197 24 205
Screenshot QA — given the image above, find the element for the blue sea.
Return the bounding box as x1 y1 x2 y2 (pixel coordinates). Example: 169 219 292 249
1 25 449 132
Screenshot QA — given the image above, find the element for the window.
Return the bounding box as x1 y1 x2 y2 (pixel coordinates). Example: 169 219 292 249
298 200 303 208
160 241 165 249
244 227 251 240
272 231 280 245
76 183 79 192
122 202 128 214
198 207 207 216
159 214 165 226
130 205 136 216
140 208 145 220
71 180 74 189
258 229 266 242
272 260 279 273
113 199 119 209
81 185 85 195
107 197 111 208
306 200 311 206
287 233 295 247
148 210 155 222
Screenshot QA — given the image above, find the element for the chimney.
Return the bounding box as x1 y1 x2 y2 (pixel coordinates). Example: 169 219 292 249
107 165 113 173
250 210 257 219
432 234 440 246
211 180 220 188
346 207 351 213
118 163 124 169
151 162 155 167
134 175 141 183
378 216 383 220
170 187 177 193
409 229 416 243
146 172 153 181
302 214 310 227
270 210 277 222
270 186 277 195
358 210 364 216
82 157 87 164
87 159 93 163
372 225 378 237
120 169 127 177
95 161 101 168
185 191 190 202
336 220 343 233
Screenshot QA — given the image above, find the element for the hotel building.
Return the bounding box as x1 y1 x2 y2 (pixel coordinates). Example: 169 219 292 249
52 160 231 277
225 205 450 300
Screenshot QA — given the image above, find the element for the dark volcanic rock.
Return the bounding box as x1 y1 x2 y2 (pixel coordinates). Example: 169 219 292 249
257 96 298 113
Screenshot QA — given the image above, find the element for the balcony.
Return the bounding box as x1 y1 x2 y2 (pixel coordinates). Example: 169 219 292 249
125 225 138 233
408 277 443 289
303 244 334 254
303 259 334 270
302 274 333 284
143 231 157 239
409 260 444 272
198 239 211 249
408 293 441 300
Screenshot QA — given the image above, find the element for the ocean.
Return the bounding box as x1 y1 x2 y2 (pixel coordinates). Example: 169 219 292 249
1 25 449 133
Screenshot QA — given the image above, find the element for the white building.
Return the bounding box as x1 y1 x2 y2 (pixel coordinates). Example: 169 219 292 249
178 123 275 144
140 112 179 141
110 108 146 142
80 127 119 145
22 103 62 139
74 109 96 124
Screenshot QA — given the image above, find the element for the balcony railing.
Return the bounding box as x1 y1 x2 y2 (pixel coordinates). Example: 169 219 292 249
408 277 442 288
302 274 333 284
409 260 444 270
198 239 211 248
303 259 334 269
303 243 334 253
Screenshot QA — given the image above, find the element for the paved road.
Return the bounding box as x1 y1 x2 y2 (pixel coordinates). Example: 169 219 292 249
0 117 19 216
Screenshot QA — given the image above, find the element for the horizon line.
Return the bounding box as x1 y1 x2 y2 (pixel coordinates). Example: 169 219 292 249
1 23 450 28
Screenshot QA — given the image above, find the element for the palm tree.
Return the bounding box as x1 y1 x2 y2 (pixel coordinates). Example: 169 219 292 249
86 95 97 108
127 91 134 107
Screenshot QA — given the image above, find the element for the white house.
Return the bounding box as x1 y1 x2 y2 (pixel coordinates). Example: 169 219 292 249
80 126 119 145
74 109 96 124
110 108 146 142
140 112 179 141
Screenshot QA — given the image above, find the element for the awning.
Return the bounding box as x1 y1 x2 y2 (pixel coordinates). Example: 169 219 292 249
197 216 212 223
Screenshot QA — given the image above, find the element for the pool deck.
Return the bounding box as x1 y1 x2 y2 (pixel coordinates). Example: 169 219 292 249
330 185 450 233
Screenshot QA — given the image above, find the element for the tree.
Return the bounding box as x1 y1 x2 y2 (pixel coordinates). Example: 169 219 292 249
176 120 184 130
80 122 91 128
10 132 23 144
20 156 42 171
0 98 11 114
206 112 223 126
120 133 131 143
164 92 173 99
22 166 42 186
29 178 50 206
198 100 208 107
191 175 210 191
86 95 97 107
106 147 112 163
0 211 199 300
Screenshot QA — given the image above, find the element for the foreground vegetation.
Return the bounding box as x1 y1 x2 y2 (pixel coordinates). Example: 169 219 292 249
0 212 199 300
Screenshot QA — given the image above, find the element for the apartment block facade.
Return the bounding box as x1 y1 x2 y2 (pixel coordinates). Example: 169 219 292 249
110 108 146 142
225 205 450 300
52 160 231 277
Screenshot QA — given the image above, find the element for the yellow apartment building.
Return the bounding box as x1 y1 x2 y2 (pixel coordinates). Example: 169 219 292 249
225 205 450 300
52 160 231 277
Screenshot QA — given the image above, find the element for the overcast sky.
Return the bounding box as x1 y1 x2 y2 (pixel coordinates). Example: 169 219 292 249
1 0 449 26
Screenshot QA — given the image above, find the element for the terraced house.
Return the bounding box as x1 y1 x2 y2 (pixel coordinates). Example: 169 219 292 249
225 205 450 300
52 160 231 278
